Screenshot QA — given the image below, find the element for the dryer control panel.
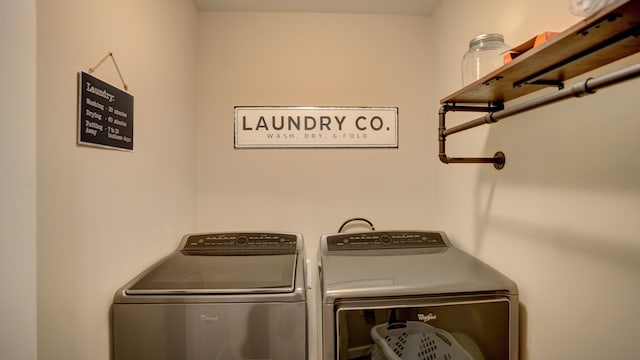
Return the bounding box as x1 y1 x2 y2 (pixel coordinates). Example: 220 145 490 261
325 231 447 251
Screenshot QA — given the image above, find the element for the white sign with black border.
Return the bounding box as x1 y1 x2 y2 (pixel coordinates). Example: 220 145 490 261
234 106 398 148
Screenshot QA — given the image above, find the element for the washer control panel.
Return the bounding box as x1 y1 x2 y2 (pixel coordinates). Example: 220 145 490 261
182 232 298 254
326 231 446 251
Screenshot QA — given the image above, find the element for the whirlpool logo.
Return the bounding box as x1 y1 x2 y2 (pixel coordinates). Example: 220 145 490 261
417 313 437 323
200 314 219 322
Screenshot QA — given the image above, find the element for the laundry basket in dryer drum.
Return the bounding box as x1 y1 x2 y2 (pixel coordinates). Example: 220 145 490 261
370 321 475 360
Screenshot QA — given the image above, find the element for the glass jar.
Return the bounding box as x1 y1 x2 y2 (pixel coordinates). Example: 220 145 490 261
461 33 509 86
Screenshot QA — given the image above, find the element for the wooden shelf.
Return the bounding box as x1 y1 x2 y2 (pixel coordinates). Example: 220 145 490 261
441 0 640 105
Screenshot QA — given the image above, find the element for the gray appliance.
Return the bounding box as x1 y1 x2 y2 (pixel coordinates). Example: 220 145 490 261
319 230 518 360
112 232 308 360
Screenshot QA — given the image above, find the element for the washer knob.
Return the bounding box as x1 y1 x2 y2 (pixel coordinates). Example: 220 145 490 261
380 235 392 245
236 236 248 245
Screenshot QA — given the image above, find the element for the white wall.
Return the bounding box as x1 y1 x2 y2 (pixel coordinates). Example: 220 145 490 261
196 12 435 359
432 1 640 359
36 1 198 359
1 1 37 359
29 1 640 359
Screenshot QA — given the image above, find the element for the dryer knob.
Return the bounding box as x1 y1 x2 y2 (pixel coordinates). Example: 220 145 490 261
236 236 248 245
380 235 392 245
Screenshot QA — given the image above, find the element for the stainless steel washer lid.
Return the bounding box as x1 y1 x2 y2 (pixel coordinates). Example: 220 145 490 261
126 252 297 295
319 231 518 303
114 232 306 303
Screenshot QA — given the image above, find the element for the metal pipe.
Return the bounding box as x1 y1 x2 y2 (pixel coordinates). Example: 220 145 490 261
441 156 503 164
438 105 506 169
443 113 495 136
583 61 640 89
438 105 448 163
443 105 499 113
439 103 503 136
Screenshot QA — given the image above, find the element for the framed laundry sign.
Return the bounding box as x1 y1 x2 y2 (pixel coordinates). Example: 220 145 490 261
234 106 398 148
78 71 134 151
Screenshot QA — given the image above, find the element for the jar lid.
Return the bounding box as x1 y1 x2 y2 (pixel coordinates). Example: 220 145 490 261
469 33 505 48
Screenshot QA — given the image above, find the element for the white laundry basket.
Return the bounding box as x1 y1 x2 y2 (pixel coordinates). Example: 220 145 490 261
370 321 473 360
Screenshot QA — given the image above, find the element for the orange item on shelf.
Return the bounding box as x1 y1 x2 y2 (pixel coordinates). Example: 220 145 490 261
503 31 559 64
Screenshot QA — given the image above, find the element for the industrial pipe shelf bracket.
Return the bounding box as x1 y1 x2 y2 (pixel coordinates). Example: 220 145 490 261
438 103 507 170
438 61 640 170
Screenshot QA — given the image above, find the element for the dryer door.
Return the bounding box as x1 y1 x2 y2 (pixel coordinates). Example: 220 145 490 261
333 293 517 360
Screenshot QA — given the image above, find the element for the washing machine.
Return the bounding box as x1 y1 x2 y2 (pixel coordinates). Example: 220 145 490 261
319 230 518 360
112 232 308 360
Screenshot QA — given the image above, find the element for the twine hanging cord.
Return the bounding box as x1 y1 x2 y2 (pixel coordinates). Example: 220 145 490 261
88 52 128 91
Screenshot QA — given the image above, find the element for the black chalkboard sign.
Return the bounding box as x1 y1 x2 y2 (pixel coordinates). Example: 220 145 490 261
78 71 134 150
